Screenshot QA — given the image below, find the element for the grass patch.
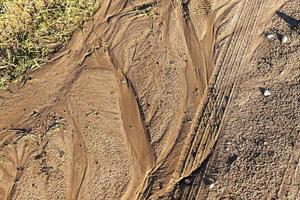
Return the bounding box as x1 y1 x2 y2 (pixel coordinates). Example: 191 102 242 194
0 0 98 88
134 2 158 19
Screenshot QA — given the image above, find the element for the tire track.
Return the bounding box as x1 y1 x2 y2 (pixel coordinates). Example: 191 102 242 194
171 1 248 180
165 0 266 198
188 0 263 178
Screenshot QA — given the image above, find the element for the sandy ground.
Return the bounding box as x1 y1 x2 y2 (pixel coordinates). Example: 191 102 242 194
0 0 299 199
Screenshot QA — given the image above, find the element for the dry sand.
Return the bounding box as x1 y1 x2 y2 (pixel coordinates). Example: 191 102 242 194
0 0 299 199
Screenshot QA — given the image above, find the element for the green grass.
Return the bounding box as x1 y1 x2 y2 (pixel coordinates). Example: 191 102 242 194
0 0 98 88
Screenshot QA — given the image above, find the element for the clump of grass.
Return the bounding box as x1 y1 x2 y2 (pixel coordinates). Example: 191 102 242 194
135 2 158 19
0 0 98 88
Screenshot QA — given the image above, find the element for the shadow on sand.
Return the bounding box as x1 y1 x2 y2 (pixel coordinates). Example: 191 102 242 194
276 11 299 29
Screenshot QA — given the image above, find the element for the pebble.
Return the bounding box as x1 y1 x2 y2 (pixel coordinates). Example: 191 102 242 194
266 33 275 40
281 35 288 43
263 89 271 97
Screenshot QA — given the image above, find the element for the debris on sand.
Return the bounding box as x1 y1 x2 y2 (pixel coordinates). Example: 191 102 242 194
259 87 271 97
209 183 215 189
280 35 288 43
266 33 276 40
263 89 271 97
265 32 288 43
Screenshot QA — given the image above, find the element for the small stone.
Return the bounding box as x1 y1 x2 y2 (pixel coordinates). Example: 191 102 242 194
209 183 215 189
259 87 271 97
263 89 271 97
266 33 275 40
281 35 288 43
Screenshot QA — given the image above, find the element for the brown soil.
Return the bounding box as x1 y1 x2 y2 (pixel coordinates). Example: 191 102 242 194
0 0 299 199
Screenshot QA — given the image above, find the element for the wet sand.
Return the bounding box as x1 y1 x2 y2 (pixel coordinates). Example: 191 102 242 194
0 0 299 199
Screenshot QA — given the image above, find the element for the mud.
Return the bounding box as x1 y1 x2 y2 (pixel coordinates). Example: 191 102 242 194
0 0 299 199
